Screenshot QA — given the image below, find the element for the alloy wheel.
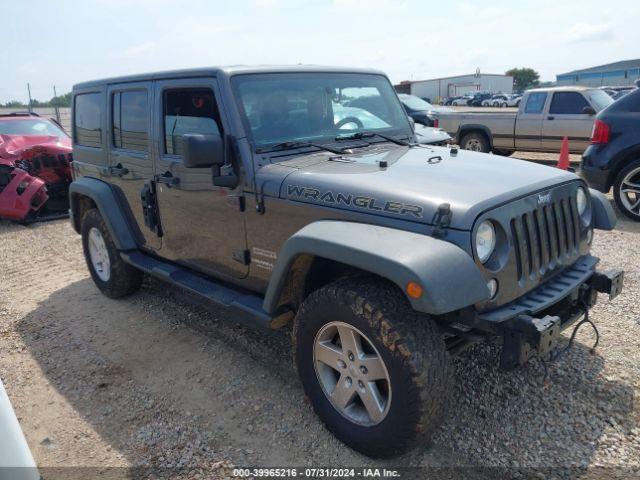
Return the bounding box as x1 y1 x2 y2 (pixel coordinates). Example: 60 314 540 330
313 321 391 426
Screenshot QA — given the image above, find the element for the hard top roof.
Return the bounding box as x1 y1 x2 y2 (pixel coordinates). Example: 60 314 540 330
73 65 387 90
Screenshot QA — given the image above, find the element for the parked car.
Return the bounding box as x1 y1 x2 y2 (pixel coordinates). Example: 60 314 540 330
581 88 640 220
436 86 614 155
70 65 622 458
451 95 472 106
0 380 39 480
397 93 453 127
0 112 73 221
482 94 504 107
469 92 494 107
441 96 461 106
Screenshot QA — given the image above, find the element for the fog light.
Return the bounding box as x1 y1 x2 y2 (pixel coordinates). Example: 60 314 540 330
487 279 498 299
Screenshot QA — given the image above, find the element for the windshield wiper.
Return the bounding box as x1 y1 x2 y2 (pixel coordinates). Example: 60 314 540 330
256 141 345 155
334 131 411 146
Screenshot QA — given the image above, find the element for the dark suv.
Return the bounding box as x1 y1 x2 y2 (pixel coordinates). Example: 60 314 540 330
70 66 622 458
581 88 640 220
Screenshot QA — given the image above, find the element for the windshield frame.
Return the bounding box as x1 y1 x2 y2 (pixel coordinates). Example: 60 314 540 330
230 72 413 152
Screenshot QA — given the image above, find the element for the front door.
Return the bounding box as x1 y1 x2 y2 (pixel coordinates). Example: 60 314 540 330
107 82 160 250
152 78 248 280
514 91 547 151
541 91 594 152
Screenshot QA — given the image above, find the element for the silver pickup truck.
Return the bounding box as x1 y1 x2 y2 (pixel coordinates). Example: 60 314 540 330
436 86 614 155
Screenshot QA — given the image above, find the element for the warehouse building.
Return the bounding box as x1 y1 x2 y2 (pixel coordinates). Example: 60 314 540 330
395 72 514 103
556 59 640 87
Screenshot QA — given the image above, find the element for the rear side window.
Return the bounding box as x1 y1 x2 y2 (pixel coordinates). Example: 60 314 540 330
163 88 222 156
74 93 102 147
524 92 547 114
549 92 589 114
112 90 149 151
611 89 640 113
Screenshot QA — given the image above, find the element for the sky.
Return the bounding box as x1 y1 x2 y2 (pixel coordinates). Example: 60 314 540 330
1 0 639 103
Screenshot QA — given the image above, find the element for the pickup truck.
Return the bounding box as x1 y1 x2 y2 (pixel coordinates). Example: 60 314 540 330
436 87 614 155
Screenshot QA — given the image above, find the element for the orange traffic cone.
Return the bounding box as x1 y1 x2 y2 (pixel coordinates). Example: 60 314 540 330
557 136 570 170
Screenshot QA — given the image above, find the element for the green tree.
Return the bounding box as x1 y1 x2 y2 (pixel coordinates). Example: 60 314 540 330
50 92 72 107
505 67 540 92
1 100 27 108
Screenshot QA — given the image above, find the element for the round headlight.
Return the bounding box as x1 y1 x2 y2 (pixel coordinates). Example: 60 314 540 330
475 221 496 264
576 187 587 216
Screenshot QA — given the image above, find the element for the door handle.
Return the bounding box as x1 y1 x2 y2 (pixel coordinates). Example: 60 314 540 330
109 163 129 177
547 116 555 120
156 171 180 187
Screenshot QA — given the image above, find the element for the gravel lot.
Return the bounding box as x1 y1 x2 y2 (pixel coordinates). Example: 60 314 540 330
0 163 638 479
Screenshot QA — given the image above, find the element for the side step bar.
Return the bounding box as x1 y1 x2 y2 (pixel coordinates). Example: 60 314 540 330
120 251 273 330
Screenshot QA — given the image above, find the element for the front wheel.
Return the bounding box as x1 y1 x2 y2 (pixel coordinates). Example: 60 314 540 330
613 159 640 221
293 277 453 458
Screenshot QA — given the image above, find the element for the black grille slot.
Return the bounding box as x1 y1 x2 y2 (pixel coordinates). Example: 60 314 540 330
510 195 581 283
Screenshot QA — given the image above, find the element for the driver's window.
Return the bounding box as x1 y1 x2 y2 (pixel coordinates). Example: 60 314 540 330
163 88 222 156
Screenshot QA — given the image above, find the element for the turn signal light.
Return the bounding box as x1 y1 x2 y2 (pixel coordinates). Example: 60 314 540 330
433 118 439 128
406 281 423 299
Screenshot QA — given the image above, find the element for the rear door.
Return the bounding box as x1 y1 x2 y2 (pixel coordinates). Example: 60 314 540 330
541 91 593 152
514 92 547 151
152 78 248 280
106 82 160 250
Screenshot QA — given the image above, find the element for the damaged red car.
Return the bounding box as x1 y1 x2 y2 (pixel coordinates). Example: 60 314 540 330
0 112 72 222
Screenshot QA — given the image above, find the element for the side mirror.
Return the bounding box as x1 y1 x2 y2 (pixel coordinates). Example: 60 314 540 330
182 133 224 168
582 106 596 115
407 116 415 132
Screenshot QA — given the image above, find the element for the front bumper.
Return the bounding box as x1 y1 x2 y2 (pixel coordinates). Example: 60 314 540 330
475 256 623 370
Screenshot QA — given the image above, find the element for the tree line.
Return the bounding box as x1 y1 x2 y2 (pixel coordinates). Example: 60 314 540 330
0 92 72 109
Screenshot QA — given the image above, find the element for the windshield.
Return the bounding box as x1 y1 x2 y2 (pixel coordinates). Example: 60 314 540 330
398 94 434 110
232 73 412 149
0 119 69 139
586 89 615 112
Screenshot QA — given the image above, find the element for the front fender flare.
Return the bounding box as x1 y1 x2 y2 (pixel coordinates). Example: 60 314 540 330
589 188 617 230
69 177 138 250
263 221 489 315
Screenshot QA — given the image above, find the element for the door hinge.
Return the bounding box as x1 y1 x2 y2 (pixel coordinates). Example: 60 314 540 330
232 249 251 265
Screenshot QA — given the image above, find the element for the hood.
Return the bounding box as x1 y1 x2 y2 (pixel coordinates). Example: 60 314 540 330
0 134 72 164
270 144 578 230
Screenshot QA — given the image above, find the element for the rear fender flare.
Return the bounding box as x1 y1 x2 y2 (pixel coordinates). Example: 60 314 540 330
263 220 489 315
69 177 138 250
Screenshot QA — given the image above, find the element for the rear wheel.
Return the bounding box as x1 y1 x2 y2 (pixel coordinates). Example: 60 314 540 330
294 277 453 458
613 159 640 221
460 131 490 153
81 209 143 297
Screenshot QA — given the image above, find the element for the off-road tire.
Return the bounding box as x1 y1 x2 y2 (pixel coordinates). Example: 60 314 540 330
460 131 490 153
613 159 640 221
81 209 143 298
293 276 453 458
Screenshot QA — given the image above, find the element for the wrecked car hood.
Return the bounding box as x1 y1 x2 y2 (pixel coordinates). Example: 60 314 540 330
0 134 71 162
268 144 578 230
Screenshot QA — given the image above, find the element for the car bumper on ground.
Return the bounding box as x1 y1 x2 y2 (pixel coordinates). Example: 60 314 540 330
476 255 624 370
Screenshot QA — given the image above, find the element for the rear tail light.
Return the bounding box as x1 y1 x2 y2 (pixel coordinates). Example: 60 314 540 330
433 118 439 128
590 119 610 144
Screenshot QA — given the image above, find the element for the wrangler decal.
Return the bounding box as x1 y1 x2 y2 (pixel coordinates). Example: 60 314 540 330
287 185 423 218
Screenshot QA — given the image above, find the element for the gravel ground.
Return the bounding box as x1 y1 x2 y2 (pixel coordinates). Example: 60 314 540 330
0 174 638 479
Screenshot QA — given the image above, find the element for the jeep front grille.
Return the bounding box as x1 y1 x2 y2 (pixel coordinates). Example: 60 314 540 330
510 196 581 283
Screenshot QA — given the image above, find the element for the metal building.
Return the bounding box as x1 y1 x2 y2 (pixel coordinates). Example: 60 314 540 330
395 73 514 103
556 59 640 87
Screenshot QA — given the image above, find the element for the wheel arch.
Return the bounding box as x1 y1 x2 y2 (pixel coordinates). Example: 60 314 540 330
456 125 493 151
69 177 139 250
263 220 489 319
606 145 640 192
